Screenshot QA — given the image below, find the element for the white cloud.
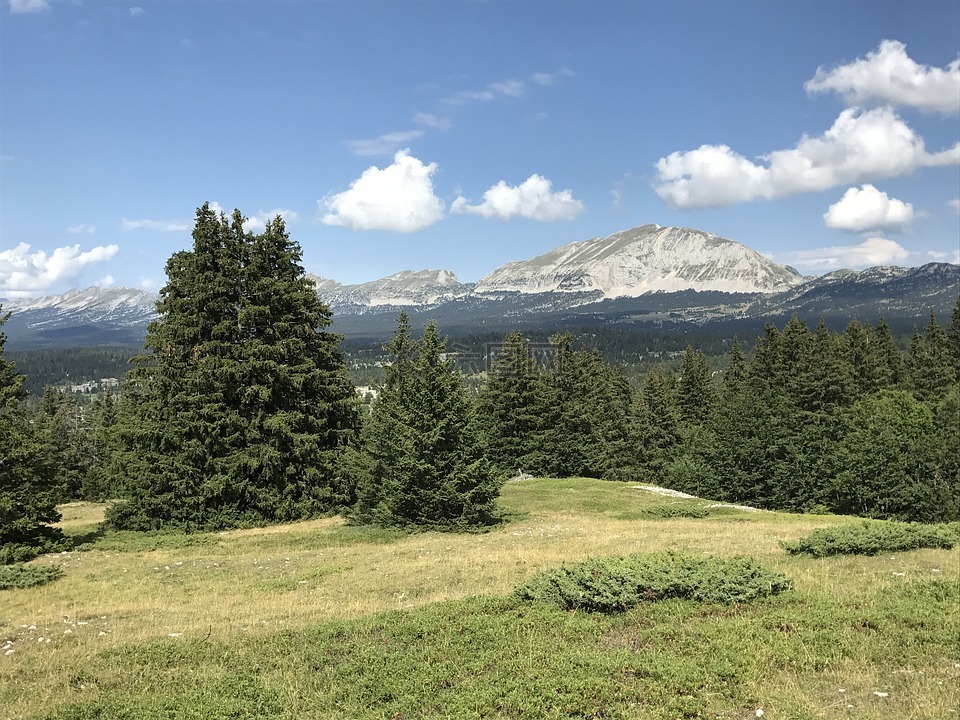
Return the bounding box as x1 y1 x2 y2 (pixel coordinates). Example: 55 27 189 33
655 107 960 209
949 198 960 214
139 277 161 291
771 237 910 271
532 68 574 86
121 217 191 232
96 275 115 288
805 40 960 115
8 0 49 13
347 130 425 157
927 249 960 264
129 6 144 16
0 243 119 297
241 208 300 232
320 150 445 233
823 184 914 233
447 77 527 106
413 112 450 131
489 79 525 97
67 224 96 235
451 174 584 221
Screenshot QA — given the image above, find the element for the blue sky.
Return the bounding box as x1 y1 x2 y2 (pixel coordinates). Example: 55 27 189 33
2 0 959 298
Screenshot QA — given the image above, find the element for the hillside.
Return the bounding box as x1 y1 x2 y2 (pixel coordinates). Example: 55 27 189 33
3 479 957 719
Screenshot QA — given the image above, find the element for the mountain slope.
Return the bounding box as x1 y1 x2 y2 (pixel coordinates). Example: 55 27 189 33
474 225 805 297
307 270 472 312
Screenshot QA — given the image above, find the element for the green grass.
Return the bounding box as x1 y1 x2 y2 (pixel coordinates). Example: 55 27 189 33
3 478 958 719
0 564 64 591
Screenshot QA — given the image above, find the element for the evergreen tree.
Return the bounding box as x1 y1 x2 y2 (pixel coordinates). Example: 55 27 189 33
351 316 501 529
832 390 944 521
677 346 714 427
635 368 681 483
722 337 747 391
0 309 66 563
34 387 91 501
872 318 906 390
478 332 557 476
948 295 960 381
106 204 358 531
908 310 956 402
546 335 638 479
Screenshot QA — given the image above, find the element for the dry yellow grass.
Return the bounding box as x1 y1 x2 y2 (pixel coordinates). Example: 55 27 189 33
1 478 957 719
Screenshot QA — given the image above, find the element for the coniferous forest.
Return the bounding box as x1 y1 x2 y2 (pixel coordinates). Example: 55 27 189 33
1 204 959 564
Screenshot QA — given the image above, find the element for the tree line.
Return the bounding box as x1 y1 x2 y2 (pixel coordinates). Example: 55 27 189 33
2 203 958 564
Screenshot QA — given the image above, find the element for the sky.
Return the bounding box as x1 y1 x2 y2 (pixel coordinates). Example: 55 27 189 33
1 0 959 299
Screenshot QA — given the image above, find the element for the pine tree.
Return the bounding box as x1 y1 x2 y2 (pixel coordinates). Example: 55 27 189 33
722 337 747 391
0 309 66 563
677 346 714 427
351 316 501 529
948 295 960 381
106 204 358 531
477 332 557 476
908 310 956 402
635 368 681 483
832 390 943 521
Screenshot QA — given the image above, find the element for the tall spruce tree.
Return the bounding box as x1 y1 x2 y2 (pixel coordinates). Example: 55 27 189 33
677 346 714 427
106 204 358 531
0 309 66 563
351 316 501 530
478 332 557 476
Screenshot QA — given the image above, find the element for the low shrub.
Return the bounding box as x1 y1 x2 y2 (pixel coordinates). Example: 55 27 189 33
0 563 64 591
782 521 957 557
639 505 710 519
514 551 791 613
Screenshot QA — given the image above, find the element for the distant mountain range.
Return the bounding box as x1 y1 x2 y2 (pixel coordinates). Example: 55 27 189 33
2 224 958 348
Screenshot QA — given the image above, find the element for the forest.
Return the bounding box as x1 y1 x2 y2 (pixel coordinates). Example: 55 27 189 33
1 203 958 565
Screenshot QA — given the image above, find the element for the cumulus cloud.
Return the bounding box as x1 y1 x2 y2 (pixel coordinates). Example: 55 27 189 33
771 237 910 271
451 174 584 221
241 208 300 232
320 150 445 232
67 224 96 235
96 275 115 288
121 217 191 232
655 107 960 209
823 184 914 233
805 40 960 115
0 243 119 298
347 130 425 157
129 6 144 16
949 198 960 214
8 0 49 13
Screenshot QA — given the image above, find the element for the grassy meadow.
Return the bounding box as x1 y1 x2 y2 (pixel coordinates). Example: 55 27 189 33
1 478 958 719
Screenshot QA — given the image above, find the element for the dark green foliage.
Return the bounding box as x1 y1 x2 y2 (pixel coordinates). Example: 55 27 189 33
0 563 64 590
350 315 502 530
0 310 67 564
908 310 956 402
634 367 681 483
515 551 792 613
34 387 92 500
677 345 714 426
545 334 639 480
832 390 951 521
477 331 558 476
105 205 359 531
637 504 710 519
782 520 957 557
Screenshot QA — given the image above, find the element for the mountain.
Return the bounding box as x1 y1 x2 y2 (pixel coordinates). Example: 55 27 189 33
474 225 805 297
2 224 957 348
2 287 158 347
308 270 473 313
750 262 960 320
